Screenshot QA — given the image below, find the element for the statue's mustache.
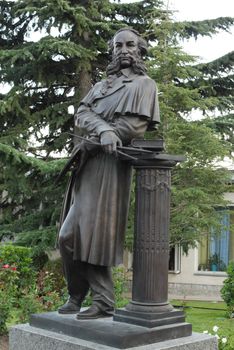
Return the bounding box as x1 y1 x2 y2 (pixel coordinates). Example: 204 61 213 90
113 53 137 63
106 52 146 76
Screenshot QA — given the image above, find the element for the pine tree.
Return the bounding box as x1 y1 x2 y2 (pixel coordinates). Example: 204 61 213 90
0 0 233 256
146 6 234 251
0 0 119 255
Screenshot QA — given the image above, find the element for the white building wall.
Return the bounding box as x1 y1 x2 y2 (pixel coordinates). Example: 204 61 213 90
167 191 233 300
168 248 226 300
169 248 226 286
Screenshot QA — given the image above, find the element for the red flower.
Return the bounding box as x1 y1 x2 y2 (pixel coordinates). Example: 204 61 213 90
2 264 10 269
11 267 17 271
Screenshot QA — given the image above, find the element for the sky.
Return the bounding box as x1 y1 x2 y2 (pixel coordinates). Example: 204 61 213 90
170 0 234 62
169 0 234 168
121 0 234 62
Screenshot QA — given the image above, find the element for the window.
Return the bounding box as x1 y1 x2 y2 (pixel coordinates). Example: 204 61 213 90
169 245 181 273
198 209 234 272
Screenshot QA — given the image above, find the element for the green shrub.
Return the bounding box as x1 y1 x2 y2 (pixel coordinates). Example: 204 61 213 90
221 261 234 318
0 262 19 296
203 325 233 350
0 245 38 333
17 292 43 323
36 269 66 310
31 251 49 271
0 290 11 335
42 258 66 293
112 266 129 308
0 244 36 290
0 251 129 332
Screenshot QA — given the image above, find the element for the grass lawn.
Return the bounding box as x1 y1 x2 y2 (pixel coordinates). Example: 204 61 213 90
171 300 234 346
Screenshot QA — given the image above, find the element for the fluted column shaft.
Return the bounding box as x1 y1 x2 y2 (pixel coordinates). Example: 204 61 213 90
132 165 171 306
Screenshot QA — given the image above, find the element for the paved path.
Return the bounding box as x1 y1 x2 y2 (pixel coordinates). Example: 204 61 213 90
169 294 223 302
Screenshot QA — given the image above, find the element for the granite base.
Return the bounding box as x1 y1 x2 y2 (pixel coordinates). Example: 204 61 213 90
9 324 218 350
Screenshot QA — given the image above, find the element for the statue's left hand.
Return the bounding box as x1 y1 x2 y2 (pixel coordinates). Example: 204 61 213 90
100 131 122 154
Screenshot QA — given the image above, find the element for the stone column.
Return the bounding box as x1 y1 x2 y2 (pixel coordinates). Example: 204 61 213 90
114 157 191 337
131 165 171 308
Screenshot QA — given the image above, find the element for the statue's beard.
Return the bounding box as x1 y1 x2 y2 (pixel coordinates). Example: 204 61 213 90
106 53 147 76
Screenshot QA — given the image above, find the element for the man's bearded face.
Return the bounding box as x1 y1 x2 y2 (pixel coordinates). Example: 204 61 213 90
113 30 140 68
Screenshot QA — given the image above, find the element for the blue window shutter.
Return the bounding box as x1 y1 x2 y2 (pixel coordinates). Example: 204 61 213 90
220 211 230 266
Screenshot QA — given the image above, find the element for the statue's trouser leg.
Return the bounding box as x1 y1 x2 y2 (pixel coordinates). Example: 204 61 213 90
60 243 115 310
86 263 115 312
59 206 114 310
59 211 89 303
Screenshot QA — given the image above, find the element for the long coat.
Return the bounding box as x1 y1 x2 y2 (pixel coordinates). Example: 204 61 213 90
60 68 160 267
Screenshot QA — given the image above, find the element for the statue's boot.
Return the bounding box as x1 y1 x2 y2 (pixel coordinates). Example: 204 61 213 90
58 296 81 314
76 303 114 320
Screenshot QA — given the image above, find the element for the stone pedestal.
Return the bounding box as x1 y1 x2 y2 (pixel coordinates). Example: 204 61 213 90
10 323 218 350
114 156 191 339
29 311 191 349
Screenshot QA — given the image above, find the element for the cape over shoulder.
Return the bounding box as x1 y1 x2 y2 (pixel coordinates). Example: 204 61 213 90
77 73 160 127
114 74 160 125
79 79 126 107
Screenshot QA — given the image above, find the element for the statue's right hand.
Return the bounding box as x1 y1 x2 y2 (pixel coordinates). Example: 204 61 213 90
100 131 122 154
71 136 99 157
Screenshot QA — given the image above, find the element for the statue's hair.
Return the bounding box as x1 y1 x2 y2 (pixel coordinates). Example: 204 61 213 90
108 28 148 57
106 28 148 76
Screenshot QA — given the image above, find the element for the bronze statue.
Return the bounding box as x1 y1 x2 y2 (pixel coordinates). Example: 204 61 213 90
58 28 160 319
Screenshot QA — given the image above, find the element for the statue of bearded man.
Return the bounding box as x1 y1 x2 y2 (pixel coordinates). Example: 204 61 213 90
58 28 160 319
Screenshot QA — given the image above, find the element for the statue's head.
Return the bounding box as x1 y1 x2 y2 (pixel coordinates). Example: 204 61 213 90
107 28 148 76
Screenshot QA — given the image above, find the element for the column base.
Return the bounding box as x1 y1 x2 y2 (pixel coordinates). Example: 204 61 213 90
126 300 174 313
114 306 187 328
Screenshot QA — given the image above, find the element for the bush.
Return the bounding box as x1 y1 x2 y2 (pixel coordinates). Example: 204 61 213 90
0 244 36 290
0 290 11 335
36 269 66 310
221 261 234 318
31 251 49 271
203 325 234 350
112 266 129 308
0 251 130 333
0 261 19 295
17 292 43 323
42 258 66 293
0 253 21 334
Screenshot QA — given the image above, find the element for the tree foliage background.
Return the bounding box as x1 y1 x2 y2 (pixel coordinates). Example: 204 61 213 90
0 0 233 257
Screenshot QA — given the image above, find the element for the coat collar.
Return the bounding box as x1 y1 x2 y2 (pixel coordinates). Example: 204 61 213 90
82 69 141 105
120 67 132 78
94 69 136 99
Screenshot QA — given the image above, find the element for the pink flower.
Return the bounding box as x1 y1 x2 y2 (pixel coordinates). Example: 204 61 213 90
11 267 17 271
2 264 10 269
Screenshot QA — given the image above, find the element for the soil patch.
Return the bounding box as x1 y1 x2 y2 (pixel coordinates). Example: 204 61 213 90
0 335 9 350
